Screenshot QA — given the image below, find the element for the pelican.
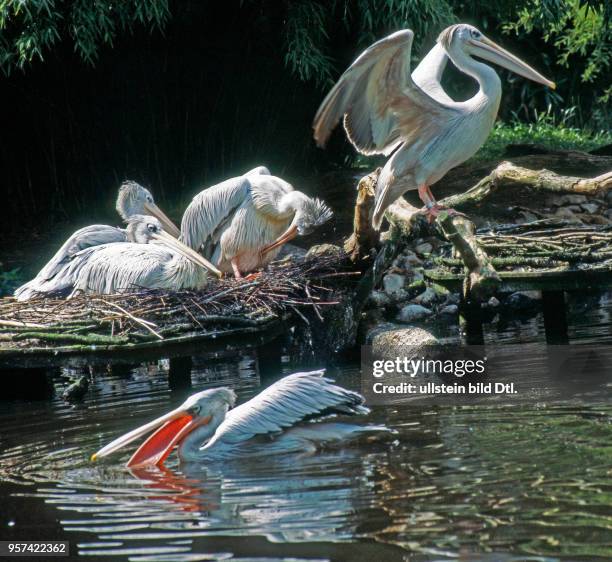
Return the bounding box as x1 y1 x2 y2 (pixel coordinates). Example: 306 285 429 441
180 167 332 278
313 24 555 228
14 181 180 301
91 370 388 467
65 215 221 295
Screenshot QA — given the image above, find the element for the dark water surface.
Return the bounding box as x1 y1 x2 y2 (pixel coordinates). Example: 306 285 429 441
0 293 611 562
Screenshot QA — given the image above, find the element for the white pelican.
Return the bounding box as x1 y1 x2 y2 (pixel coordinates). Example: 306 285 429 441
14 181 180 301
313 24 556 228
180 167 332 278
65 215 221 295
92 370 387 467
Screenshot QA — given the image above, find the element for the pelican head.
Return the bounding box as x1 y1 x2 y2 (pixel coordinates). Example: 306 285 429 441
262 194 333 255
126 215 223 277
438 24 555 89
116 180 181 238
91 388 236 467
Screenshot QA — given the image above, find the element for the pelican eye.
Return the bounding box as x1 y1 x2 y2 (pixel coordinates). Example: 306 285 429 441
147 224 157 232
146 195 153 203
471 29 481 39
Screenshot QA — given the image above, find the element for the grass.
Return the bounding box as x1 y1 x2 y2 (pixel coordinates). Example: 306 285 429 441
473 118 612 162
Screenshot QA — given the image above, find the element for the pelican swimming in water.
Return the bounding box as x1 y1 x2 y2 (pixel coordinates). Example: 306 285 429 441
92 370 387 467
180 167 332 278
313 24 555 228
64 215 221 295
14 181 180 301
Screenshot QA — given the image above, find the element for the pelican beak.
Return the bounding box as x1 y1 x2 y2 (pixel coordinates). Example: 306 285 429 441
144 202 181 238
152 230 223 278
91 404 211 468
260 225 299 256
469 36 555 89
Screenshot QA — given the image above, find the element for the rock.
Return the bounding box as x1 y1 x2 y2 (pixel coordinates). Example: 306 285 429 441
556 194 588 205
506 291 541 309
277 243 308 260
445 292 461 305
554 207 581 223
382 273 406 298
519 210 539 223
305 243 343 259
606 192 612 205
565 205 582 213
412 287 437 306
397 304 433 322
439 304 458 315
414 242 433 255
604 209 612 220
368 290 391 307
403 251 422 267
487 296 500 308
431 283 450 298
580 203 599 214
367 324 439 359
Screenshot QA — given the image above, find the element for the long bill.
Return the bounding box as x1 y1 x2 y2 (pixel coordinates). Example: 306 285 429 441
470 36 556 89
152 230 223 278
91 403 211 468
144 202 182 239
260 224 299 256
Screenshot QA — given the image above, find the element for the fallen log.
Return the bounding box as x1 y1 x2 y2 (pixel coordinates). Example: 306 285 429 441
440 161 612 211
344 168 380 262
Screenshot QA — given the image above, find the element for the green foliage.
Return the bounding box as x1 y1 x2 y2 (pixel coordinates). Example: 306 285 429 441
0 267 23 296
474 110 612 162
0 0 170 74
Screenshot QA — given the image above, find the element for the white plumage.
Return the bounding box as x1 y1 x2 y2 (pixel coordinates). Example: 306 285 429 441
14 181 180 300
313 24 555 229
181 167 332 278
92 370 389 467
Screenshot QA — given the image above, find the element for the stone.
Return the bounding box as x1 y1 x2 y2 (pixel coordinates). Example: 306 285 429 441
305 243 344 259
412 287 437 306
403 251 422 266
580 203 600 214
487 296 500 308
414 242 433 255
606 191 612 205
556 194 588 206
397 304 433 322
382 273 405 298
445 292 461 305
439 304 458 315
367 324 439 359
368 290 391 307
604 209 612 220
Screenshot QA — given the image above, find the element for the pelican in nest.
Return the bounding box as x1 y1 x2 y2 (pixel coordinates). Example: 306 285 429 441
14 181 180 301
65 215 220 295
180 167 332 278
92 370 388 467
313 24 555 228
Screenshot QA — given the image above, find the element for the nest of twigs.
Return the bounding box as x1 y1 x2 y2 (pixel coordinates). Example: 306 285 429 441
0 254 355 348
432 220 612 273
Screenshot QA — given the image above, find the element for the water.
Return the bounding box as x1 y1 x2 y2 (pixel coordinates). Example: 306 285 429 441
0 293 611 561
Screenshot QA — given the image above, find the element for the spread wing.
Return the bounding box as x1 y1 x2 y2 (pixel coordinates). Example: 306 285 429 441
180 176 250 253
313 29 458 156
14 225 125 300
202 370 369 449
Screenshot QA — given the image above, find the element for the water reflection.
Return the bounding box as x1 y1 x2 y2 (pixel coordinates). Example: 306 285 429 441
0 294 611 561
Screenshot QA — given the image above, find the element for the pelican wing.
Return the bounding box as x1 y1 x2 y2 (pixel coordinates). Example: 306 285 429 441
313 29 458 156
180 176 251 252
202 370 369 448
69 243 171 294
14 225 125 300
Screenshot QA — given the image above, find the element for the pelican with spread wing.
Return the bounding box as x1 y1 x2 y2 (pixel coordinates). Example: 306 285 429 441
180 167 332 278
92 370 388 467
313 24 555 228
14 181 180 300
